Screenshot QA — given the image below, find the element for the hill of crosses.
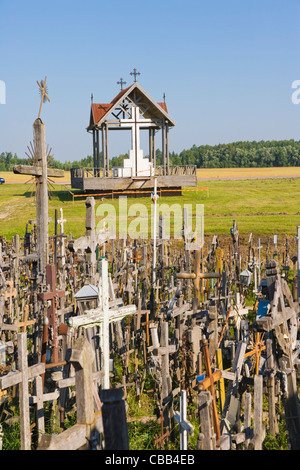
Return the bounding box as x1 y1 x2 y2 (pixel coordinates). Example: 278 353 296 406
1 77 300 452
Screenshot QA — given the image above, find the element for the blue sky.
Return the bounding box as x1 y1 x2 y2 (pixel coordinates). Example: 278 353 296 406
0 0 299 163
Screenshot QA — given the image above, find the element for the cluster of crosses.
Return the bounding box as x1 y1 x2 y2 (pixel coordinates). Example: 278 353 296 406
1 82 300 451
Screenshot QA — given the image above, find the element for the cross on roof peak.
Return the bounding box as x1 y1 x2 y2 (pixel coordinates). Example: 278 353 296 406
117 78 127 90
130 68 141 83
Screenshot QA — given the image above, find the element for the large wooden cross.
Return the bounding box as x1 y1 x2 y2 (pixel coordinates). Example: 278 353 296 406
13 118 64 274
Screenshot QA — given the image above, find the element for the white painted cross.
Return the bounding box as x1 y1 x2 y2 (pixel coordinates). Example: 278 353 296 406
57 208 67 269
68 258 136 389
174 390 194 450
256 238 263 289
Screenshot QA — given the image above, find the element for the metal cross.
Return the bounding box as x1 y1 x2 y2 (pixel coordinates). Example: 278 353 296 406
117 78 127 90
130 68 141 82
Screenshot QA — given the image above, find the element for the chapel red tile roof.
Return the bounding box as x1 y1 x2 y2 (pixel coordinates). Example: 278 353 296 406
157 102 168 113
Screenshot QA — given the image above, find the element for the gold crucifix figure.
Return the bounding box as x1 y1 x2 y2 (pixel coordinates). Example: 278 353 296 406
37 76 50 119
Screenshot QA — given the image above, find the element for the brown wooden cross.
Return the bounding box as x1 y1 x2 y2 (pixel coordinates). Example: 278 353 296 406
154 410 170 450
38 264 66 364
16 305 36 332
176 250 220 306
198 338 221 442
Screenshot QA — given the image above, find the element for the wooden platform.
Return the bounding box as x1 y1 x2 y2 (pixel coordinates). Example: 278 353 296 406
70 166 197 196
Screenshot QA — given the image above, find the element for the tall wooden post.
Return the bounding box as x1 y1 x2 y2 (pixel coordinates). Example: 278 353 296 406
13 118 64 276
34 118 48 274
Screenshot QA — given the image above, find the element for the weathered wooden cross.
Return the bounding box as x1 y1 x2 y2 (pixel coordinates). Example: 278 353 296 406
69 197 109 280
68 258 136 389
0 332 45 450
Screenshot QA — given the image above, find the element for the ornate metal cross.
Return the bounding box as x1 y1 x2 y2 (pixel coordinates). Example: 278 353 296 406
130 68 140 82
117 78 127 90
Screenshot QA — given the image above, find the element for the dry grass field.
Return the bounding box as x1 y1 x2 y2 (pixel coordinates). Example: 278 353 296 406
197 167 300 179
2 167 300 184
0 171 71 184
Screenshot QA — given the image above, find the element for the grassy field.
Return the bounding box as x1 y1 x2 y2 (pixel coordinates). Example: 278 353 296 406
0 170 299 242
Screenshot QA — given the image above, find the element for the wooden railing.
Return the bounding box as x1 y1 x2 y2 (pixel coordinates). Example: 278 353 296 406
155 165 197 176
71 165 197 180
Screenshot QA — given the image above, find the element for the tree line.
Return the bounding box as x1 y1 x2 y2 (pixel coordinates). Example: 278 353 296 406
1 139 300 171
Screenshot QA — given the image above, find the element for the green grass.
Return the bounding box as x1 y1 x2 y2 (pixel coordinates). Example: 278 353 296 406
0 177 299 240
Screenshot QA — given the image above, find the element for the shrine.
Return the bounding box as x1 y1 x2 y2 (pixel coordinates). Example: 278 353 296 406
70 76 197 196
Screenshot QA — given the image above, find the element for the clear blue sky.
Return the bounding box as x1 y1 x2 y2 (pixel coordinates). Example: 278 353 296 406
0 0 300 163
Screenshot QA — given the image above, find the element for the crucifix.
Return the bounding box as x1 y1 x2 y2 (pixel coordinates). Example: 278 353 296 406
117 77 127 90
13 115 65 275
130 68 141 82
